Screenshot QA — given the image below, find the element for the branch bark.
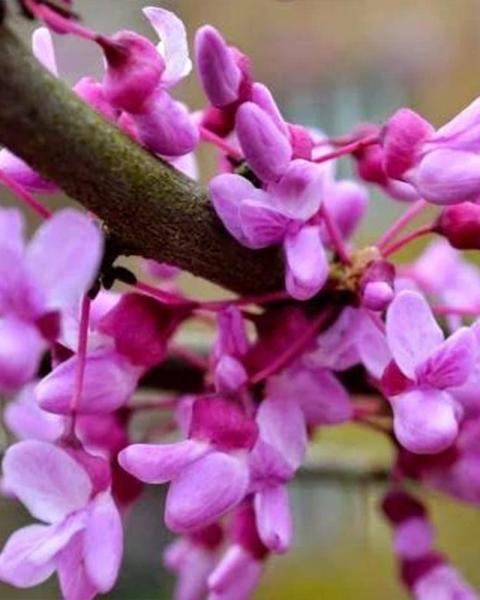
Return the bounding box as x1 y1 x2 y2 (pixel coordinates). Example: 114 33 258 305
0 23 284 294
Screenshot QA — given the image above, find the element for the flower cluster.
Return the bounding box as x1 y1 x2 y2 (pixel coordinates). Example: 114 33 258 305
1 2 480 599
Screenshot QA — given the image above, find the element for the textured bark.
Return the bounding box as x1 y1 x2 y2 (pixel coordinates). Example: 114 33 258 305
0 24 284 294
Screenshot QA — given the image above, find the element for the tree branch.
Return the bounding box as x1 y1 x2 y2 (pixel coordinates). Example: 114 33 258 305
0 23 284 295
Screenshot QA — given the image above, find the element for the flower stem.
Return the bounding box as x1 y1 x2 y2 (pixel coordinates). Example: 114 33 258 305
0 169 51 219
313 135 378 165
376 199 427 249
134 281 198 309
68 295 91 429
381 224 433 257
199 127 243 160
320 205 351 264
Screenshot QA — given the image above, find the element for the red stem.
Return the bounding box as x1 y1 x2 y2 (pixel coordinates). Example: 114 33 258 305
199 127 243 160
313 135 378 165
0 169 51 219
382 224 433 258
320 205 350 264
376 199 428 249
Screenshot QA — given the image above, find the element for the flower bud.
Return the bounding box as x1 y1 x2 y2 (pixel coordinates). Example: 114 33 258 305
100 31 165 113
195 26 243 107
360 259 395 311
434 202 480 250
236 102 292 183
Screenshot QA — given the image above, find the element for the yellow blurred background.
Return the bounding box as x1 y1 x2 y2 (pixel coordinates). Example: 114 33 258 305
2 1 480 598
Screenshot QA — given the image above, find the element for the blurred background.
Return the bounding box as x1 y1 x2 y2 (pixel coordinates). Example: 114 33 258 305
2 0 480 598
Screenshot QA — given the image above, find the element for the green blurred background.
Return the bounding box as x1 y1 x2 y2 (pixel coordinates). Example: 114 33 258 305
2 0 480 598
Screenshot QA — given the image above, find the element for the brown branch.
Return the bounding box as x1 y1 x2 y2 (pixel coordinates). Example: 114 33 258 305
0 23 284 295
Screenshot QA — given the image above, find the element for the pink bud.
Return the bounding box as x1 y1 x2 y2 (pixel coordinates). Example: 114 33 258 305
236 102 292 183
100 31 165 113
434 202 480 250
195 26 242 107
360 259 395 311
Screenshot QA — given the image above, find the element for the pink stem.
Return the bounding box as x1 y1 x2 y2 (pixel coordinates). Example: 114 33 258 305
201 290 290 311
134 281 198 308
382 224 433 258
432 305 480 317
249 308 333 385
69 295 91 419
376 199 428 249
320 205 350 264
0 170 51 219
313 135 378 164
25 0 97 40
199 127 243 160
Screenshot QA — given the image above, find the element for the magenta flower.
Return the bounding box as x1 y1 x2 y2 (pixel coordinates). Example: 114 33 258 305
119 396 257 532
384 290 476 454
210 159 328 299
0 441 122 599
383 100 480 205
101 7 198 157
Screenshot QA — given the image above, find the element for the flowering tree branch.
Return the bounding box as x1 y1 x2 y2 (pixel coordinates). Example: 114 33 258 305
0 23 284 294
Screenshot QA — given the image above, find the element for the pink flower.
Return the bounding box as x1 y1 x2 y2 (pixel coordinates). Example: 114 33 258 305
434 202 480 250
100 8 198 157
0 208 102 391
0 441 122 599
383 290 476 454
383 100 480 205
210 160 329 300
119 396 257 532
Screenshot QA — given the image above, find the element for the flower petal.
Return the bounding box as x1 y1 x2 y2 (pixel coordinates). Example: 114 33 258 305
236 102 292 183
209 174 263 245
132 90 199 157
118 440 209 484
391 389 459 454
386 291 444 379
165 452 249 532
285 226 328 300
143 7 192 87
194 25 241 107
239 199 290 248
36 351 139 415
0 318 43 392
27 209 103 311
0 525 56 588
83 492 122 593
56 532 98 600
3 441 92 523
416 327 476 389
32 27 58 76
254 485 292 554
0 150 57 193
256 396 307 471
269 159 324 221
414 149 480 205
